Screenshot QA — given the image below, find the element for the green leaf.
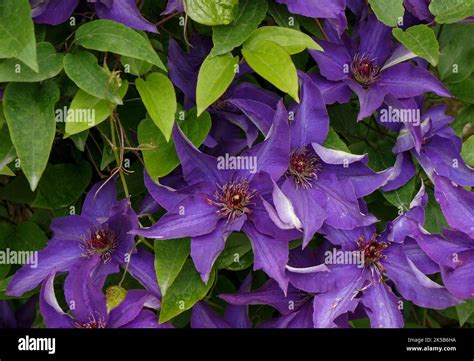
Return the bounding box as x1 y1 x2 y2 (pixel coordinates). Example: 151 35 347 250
456 300 474 326
451 105 474 137
138 108 211 180
64 80 129 137
121 56 153 77
244 26 322 55
211 0 268 56
381 177 416 211
242 40 299 101
268 2 300 29
135 72 177 141
32 162 92 210
185 0 239 26
0 165 14 176
214 233 252 269
154 238 191 296
447 74 474 103
10 221 48 252
3 81 60 191
160 259 215 323
0 0 38 72
392 25 439 66
0 42 63 82
429 0 474 24
438 24 474 83
368 0 404 27
64 50 123 105
75 20 166 71
461 135 474 167
0 124 16 170
196 53 238 115
323 128 351 153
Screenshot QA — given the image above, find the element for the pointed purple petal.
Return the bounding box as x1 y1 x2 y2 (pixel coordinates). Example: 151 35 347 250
95 0 157 32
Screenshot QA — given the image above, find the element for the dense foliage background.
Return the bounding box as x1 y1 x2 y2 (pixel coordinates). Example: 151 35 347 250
0 0 473 329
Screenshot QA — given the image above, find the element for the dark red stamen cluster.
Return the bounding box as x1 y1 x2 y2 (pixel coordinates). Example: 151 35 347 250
287 147 321 188
81 228 118 264
209 180 256 223
350 53 380 87
357 234 389 281
74 314 107 329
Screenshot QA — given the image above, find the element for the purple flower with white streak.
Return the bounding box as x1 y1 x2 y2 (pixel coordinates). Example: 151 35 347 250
7 180 161 299
310 14 450 120
40 258 171 328
266 72 389 246
30 0 157 32
133 102 300 292
382 98 474 236
285 184 459 328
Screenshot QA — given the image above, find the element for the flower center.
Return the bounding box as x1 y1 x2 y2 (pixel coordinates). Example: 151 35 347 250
209 180 257 223
350 53 380 87
81 228 118 264
74 314 107 329
357 235 389 281
286 147 321 189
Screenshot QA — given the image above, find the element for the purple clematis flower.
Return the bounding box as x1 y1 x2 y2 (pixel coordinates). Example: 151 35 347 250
168 37 280 152
310 15 451 120
133 102 300 292
290 186 460 328
0 297 37 328
266 72 390 246
30 0 157 32
380 98 474 236
40 258 171 328
191 274 252 328
280 184 459 328
7 180 160 298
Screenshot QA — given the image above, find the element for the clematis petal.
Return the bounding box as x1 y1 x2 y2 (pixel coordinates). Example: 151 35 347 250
94 0 157 33
81 180 117 223
127 249 162 298
32 0 79 25
191 220 230 283
290 72 329 147
108 290 161 328
133 194 221 239
312 267 368 328
433 175 474 238
378 63 451 99
7 241 82 297
382 244 460 309
361 282 404 328
310 41 352 82
243 224 289 293
191 302 233 328
39 272 74 328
